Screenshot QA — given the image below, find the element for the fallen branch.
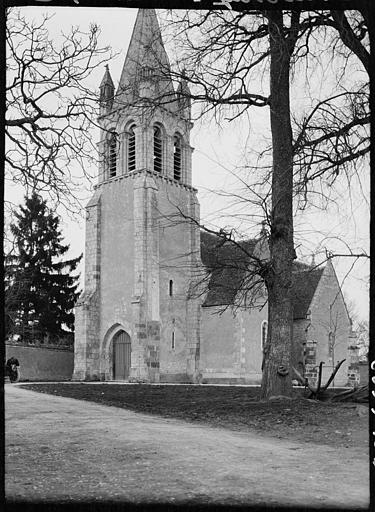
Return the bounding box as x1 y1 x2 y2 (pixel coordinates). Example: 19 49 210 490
330 384 368 403
320 359 346 393
293 359 346 400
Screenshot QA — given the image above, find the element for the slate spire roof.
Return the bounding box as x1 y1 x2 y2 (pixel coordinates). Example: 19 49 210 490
100 64 114 90
99 64 115 111
114 9 176 111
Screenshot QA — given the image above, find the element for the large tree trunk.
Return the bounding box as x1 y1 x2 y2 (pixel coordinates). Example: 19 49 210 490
261 11 296 399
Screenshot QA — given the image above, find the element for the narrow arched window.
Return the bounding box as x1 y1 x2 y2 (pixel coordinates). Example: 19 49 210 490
108 131 118 178
171 331 175 350
169 280 173 297
261 320 268 351
153 125 162 173
128 124 136 172
173 134 182 181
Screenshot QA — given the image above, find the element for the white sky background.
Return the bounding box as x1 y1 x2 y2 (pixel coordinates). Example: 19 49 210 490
5 6 370 323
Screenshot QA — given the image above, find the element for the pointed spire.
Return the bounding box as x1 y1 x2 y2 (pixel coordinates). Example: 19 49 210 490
99 65 115 114
115 9 176 110
100 64 114 89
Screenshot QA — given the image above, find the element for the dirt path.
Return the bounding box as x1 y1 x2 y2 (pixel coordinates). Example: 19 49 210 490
5 385 369 508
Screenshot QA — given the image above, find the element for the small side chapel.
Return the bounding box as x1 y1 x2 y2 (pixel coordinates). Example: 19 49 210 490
73 9 353 387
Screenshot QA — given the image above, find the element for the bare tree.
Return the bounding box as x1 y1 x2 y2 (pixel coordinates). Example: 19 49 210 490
292 10 369 207
158 8 369 398
6 9 113 211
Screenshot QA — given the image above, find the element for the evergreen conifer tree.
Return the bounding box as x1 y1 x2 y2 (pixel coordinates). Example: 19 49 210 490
5 193 82 343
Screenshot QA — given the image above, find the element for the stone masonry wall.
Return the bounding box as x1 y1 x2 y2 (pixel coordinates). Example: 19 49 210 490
6 343 73 381
87 169 199 382
199 301 268 384
97 175 136 380
307 261 351 387
73 191 102 380
157 175 201 382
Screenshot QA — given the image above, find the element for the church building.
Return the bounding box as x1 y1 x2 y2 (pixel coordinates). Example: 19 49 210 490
73 9 354 387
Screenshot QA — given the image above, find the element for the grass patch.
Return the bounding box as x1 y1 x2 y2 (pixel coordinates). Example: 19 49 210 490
20 383 367 452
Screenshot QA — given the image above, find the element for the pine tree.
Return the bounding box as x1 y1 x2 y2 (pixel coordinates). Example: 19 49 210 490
5 193 82 343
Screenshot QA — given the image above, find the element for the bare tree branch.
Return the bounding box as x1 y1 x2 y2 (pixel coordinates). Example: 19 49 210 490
6 9 114 212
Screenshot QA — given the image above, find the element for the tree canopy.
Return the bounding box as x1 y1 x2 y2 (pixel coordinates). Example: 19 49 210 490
5 193 82 343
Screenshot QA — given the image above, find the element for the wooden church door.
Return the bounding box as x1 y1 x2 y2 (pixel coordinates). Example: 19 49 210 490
113 330 131 380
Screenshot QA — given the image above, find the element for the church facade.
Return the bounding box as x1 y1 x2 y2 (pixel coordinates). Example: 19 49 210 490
73 9 354 387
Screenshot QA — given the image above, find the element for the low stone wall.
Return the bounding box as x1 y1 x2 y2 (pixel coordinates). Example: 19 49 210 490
5 343 74 381
347 364 360 388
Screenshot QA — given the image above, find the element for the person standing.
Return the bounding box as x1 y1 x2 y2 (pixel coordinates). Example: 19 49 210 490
5 357 20 382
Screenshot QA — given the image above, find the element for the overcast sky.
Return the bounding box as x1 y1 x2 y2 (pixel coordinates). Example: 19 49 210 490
5 6 370 323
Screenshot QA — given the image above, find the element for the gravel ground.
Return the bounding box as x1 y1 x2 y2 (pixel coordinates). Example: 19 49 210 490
5 384 369 509
19 382 368 453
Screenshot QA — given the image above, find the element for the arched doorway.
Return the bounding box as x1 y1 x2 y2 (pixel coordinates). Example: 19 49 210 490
113 330 131 380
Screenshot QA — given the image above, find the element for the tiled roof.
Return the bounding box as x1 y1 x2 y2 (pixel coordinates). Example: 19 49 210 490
200 231 324 317
291 263 324 319
200 231 257 307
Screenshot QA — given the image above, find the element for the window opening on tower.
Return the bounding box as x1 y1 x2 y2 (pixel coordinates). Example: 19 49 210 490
108 132 118 178
173 134 182 181
128 125 136 172
154 125 162 173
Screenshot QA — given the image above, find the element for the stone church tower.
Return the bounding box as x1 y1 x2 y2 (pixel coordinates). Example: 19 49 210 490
73 10 201 382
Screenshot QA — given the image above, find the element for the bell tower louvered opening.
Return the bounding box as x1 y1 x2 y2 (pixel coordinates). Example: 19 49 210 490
153 125 163 173
173 134 182 181
128 124 136 172
108 131 117 178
